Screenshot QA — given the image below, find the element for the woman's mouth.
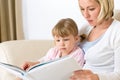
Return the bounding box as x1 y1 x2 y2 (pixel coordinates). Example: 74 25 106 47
88 20 93 23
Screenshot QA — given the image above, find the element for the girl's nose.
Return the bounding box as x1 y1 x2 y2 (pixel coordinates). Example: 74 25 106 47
60 40 65 46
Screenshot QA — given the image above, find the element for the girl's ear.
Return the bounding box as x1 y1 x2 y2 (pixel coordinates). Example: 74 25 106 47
75 35 80 42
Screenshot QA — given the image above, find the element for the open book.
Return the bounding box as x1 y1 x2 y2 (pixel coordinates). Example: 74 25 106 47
0 56 81 80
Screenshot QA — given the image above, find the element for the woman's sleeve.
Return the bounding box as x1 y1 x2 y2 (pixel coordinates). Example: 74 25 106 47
98 31 120 80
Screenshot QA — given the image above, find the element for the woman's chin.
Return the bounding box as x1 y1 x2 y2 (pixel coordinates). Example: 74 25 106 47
88 23 96 26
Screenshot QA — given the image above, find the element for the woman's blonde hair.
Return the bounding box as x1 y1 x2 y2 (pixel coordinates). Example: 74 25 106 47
96 0 114 23
52 18 78 37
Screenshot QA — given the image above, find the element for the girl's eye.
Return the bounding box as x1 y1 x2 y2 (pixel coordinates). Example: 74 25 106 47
56 40 60 42
64 39 69 41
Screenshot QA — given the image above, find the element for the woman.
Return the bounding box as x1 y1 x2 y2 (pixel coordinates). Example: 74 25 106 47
70 0 120 80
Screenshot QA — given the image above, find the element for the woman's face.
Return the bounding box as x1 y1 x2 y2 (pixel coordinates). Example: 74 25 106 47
78 0 101 26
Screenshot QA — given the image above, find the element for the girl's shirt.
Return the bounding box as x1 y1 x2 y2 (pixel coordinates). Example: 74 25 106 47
39 46 84 67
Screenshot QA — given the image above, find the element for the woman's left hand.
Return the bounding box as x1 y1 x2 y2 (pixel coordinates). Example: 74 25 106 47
69 69 99 80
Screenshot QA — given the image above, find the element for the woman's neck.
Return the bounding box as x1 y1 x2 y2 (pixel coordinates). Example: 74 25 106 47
95 18 113 29
87 18 114 41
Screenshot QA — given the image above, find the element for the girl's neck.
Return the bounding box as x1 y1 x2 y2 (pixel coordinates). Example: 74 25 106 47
60 53 68 57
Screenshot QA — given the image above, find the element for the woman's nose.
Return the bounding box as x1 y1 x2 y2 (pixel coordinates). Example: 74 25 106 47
83 10 90 18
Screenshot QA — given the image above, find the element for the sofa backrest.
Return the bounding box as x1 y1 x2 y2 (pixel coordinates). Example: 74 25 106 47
0 40 54 65
0 40 54 80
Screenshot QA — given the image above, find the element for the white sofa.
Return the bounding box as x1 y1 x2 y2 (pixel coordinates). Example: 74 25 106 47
0 40 54 80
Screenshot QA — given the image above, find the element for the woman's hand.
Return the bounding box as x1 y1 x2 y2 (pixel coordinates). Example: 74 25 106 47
70 69 99 80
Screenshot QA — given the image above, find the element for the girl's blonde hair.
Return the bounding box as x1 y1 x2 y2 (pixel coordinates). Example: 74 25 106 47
52 18 78 37
96 0 114 23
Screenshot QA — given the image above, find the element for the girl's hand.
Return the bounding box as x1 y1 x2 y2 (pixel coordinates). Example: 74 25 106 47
70 69 99 80
21 61 39 70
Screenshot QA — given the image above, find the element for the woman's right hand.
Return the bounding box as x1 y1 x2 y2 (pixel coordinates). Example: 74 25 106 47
70 69 99 80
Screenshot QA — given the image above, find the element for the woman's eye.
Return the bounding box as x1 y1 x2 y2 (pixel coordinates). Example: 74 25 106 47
80 8 84 11
89 8 95 11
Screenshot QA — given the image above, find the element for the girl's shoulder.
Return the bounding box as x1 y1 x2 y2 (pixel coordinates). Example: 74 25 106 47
48 47 59 52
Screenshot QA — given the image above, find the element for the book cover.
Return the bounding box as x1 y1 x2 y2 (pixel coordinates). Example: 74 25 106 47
0 56 81 80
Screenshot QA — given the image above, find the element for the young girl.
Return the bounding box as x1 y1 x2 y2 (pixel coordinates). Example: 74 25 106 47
21 18 84 71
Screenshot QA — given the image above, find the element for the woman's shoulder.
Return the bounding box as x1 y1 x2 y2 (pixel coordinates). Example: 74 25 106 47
113 19 120 25
108 19 120 40
111 19 120 30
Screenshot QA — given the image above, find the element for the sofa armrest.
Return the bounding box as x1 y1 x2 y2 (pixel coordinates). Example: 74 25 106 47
0 40 54 80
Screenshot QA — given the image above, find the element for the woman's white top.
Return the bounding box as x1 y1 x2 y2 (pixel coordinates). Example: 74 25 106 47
79 19 120 80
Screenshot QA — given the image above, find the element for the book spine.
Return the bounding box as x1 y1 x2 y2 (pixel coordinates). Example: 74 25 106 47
23 73 34 80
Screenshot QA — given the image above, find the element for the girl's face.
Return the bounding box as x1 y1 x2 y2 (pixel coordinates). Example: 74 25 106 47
78 0 101 26
54 34 79 56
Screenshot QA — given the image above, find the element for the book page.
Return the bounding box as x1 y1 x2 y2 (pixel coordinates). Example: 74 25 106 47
0 62 26 78
26 56 82 80
27 57 63 71
0 56 82 80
